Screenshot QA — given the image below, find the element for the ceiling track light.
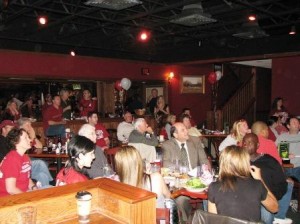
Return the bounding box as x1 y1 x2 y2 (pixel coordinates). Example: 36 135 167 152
289 26 296 35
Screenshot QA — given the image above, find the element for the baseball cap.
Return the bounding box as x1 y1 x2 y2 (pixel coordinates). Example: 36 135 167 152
0 120 17 129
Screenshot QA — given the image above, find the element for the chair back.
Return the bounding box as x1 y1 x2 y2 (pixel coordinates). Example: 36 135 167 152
104 147 119 171
128 143 156 162
192 210 264 224
107 128 118 148
156 208 170 224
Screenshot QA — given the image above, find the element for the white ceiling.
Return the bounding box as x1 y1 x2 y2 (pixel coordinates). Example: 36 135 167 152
232 59 272 69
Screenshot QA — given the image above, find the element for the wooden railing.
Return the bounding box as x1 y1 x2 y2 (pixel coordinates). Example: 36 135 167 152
207 69 256 130
222 72 256 127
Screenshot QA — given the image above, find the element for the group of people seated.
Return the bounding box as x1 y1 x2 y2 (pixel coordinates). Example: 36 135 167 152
0 94 298 224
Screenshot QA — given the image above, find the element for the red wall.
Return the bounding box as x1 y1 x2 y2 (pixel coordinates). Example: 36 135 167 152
0 50 213 124
272 56 300 116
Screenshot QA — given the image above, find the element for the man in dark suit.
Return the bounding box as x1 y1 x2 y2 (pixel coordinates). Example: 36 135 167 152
161 122 210 223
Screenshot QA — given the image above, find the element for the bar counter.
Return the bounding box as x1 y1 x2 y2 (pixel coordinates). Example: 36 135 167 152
0 178 156 223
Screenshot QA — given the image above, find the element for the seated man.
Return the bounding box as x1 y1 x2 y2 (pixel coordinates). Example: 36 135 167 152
276 117 300 180
180 114 216 158
43 95 66 137
251 121 282 165
87 111 110 150
243 133 292 224
117 111 134 143
162 122 210 222
128 118 158 146
78 124 108 179
18 117 53 187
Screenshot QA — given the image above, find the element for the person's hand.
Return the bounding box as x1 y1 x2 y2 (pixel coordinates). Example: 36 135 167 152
92 97 97 100
61 120 67 125
289 153 295 159
146 126 153 134
250 165 262 180
65 105 71 111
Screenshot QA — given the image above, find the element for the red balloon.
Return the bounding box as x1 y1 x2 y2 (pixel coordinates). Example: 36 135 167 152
208 72 217 84
114 80 123 91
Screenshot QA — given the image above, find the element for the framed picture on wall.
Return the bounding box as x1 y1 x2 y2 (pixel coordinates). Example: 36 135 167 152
180 75 205 94
145 87 164 103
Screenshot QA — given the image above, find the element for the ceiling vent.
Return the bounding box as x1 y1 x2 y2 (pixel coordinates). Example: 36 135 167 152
233 22 269 39
170 3 217 27
85 0 142 10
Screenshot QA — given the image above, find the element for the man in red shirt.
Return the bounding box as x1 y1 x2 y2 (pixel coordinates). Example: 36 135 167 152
43 95 66 137
87 112 110 150
251 121 282 165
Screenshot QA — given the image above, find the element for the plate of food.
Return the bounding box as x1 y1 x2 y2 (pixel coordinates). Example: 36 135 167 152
184 178 207 193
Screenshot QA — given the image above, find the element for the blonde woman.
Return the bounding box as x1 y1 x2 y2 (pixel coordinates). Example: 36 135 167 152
3 100 21 121
115 146 170 208
154 95 170 125
219 119 250 152
208 145 278 222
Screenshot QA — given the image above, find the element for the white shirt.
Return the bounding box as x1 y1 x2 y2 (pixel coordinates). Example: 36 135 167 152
117 121 134 141
219 135 238 152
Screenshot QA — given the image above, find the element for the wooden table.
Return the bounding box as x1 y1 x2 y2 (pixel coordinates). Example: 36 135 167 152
201 134 227 159
28 152 69 173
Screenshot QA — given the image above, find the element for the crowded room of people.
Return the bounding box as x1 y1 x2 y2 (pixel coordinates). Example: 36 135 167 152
0 1 299 223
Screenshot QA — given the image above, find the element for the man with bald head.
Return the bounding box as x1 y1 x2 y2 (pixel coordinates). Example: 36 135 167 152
161 122 209 223
251 121 282 165
243 133 292 224
162 122 209 169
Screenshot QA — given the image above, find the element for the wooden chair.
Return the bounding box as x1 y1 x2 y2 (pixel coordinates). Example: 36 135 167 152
104 147 119 171
107 128 118 148
156 208 170 224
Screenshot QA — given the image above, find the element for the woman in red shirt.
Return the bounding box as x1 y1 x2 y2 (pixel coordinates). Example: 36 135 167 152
0 128 36 197
56 135 95 186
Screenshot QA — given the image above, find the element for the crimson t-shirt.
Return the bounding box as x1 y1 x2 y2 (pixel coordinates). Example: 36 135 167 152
95 123 109 148
56 167 88 185
0 150 31 197
43 105 63 132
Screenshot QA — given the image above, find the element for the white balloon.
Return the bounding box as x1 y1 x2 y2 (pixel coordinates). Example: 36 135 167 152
216 70 223 81
121 78 131 90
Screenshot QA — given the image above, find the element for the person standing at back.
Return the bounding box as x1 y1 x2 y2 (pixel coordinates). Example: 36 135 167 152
146 88 158 115
79 89 97 117
60 88 72 120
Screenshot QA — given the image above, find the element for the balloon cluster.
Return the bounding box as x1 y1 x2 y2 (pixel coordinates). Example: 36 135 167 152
114 78 132 91
208 71 223 84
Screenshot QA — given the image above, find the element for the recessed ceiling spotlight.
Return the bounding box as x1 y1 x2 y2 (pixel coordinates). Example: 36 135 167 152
248 14 256 21
38 15 48 25
138 31 150 42
289 26 296 35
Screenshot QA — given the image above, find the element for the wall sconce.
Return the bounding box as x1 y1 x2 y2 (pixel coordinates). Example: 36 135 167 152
168 72 174 82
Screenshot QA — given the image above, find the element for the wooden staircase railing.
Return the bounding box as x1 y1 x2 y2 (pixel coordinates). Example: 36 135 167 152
207 69 256 130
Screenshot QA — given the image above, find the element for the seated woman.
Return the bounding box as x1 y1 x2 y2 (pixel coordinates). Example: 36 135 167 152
208 145 278 222
56 135 95 185
0 128 36 196
2 99 21 122
114 146 170 208
219 119 250 152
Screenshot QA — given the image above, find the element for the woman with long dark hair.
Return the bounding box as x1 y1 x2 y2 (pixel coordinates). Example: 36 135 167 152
56 135 95 185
